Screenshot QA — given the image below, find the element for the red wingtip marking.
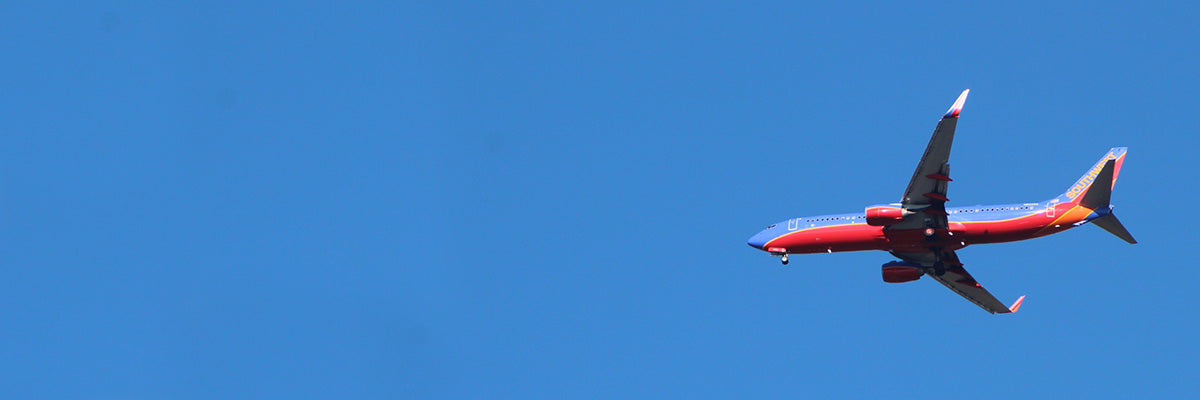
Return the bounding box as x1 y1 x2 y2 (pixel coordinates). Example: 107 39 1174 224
942 89 969 118
926 173 953 181
1008 295 1026 313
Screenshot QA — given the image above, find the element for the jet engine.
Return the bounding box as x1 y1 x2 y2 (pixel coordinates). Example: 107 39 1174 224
881 261 923 283
865 204 913 226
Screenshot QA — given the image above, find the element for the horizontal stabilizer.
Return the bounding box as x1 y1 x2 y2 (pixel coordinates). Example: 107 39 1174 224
1091 213 1137 244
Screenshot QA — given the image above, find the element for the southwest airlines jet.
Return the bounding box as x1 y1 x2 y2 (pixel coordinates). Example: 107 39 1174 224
746 90 1135 314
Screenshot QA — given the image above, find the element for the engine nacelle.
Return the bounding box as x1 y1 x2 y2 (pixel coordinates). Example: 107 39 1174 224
865 204 912 226
881 261 923 283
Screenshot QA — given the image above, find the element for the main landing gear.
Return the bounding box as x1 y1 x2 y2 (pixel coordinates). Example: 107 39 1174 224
930 249 946 276
932 261 946 276
781 254 789 265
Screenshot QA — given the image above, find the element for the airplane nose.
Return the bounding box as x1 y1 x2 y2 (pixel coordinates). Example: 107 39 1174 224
747 231 769 250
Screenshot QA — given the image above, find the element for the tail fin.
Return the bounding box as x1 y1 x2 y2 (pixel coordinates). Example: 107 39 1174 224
1059 147 1127 204
1059 148 1137 244
1078 159 1115 210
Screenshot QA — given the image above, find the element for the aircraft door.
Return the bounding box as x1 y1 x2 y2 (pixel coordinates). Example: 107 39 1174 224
1045 200 1058 218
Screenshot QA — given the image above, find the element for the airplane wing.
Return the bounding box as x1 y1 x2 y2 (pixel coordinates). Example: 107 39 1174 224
891 250 1024 314
887 89 969 230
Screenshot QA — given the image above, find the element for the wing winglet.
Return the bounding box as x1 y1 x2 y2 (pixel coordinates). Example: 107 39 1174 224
943 89 970 118
1007 295 1026 313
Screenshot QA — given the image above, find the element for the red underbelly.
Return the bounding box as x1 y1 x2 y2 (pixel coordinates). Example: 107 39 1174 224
766 224 889 254
952 215 1054 244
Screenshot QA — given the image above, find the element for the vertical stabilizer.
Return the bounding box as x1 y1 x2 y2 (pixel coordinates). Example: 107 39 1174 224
1059 147 1126 204
1078 160 1115 210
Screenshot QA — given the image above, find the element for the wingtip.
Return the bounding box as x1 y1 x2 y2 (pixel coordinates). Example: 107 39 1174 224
943 89 970 118
1007 295 1025 313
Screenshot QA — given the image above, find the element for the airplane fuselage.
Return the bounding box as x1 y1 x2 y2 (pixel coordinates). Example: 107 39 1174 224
747 198 1105 256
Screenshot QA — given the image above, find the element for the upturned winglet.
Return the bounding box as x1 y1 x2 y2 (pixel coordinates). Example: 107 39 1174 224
943 89 970 119
1007 295 1026 313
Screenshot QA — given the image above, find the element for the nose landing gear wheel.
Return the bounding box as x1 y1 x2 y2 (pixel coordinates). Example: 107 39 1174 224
781 254 789 265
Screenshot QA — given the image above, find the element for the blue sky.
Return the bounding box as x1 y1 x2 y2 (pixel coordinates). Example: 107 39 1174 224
1 1 1197 398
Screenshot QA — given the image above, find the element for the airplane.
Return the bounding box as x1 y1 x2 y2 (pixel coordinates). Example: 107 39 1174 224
746 89 1136 314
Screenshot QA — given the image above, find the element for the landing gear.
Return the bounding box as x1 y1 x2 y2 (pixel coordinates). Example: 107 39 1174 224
930 248 946 276
781 254 789 265
932 261 946 276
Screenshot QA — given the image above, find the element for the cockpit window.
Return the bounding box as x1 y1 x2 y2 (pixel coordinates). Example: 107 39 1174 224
766 224 777 229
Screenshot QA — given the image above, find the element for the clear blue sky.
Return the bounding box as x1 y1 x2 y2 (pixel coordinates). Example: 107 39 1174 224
1 2 1197 398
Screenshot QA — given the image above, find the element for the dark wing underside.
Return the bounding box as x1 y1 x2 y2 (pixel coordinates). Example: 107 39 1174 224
891 250 1021 314
881 90 1023 314
886 89 969 231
